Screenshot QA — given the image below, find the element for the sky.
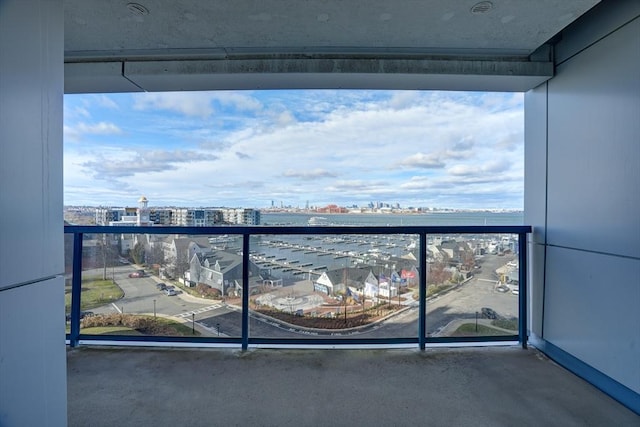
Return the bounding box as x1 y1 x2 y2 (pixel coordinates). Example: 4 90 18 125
63 90 524 209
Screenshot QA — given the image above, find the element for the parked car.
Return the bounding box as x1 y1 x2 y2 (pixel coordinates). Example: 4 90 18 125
481 307 498 319
156 283 167 291
165 288 177 296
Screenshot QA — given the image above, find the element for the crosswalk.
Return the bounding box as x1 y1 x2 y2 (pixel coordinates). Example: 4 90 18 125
176 304 223 319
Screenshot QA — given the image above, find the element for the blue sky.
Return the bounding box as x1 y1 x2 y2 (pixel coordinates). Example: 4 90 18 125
63 90 524 209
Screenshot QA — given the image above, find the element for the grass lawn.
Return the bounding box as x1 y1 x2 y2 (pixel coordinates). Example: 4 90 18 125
153 316 200 336
427 283 453 297
65 279 124 312
491 318 519 331
79 326 142 335
452 323 513 336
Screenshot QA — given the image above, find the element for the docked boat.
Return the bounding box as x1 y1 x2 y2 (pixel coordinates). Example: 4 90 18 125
308 216 329 226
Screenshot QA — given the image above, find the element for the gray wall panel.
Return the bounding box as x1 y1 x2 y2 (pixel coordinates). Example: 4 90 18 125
555 1 640 65
0 1 67 425
525 1 640 403
543 246 640 394
547 18 640 258
0 0 64 289
524 83 548 245
0 277 68 426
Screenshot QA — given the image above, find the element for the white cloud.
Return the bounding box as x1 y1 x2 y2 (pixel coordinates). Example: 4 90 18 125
80 149 218 179
132 91 262 118
64 121 122 142
282 169 338 180
133 92 216 117
397 153 446 169
94 95 119 109
64 90 524 209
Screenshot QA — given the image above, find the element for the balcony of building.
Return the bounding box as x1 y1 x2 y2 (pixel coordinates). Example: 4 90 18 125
61 224 639 424
1 1 639 426
67 346 638 426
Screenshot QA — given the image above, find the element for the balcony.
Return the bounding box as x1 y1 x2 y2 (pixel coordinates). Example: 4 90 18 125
65 224 531 348
61 224 640 423
66 346 639 426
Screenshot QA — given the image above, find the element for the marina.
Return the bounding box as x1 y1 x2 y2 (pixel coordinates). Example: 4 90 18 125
208 212 523 282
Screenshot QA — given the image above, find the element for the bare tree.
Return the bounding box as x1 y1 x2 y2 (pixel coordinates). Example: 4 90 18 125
168 250 191 281
98 233 118 280
145 243 166 274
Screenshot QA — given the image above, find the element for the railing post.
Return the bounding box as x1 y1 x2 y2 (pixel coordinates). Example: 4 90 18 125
419 233 427 350
518 233 528 349
242 234 250 351
69 232 83 347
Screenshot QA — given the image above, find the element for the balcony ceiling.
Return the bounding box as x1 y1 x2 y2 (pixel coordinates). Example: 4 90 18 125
64 0 601 93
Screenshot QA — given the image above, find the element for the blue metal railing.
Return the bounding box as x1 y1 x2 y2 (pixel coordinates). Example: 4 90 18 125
65 224 531 349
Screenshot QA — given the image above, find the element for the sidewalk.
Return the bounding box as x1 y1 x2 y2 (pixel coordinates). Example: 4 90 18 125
434 317 516 337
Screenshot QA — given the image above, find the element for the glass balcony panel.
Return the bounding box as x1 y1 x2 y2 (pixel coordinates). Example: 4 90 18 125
249 233 419 340
75 233 243 338
64 233 76 330
64 225 529 346
425 233 519 339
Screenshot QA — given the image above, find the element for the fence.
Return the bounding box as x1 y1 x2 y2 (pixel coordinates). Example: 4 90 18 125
65 225 531 350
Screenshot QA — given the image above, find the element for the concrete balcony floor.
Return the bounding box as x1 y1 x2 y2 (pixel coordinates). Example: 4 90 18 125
67 346 638 426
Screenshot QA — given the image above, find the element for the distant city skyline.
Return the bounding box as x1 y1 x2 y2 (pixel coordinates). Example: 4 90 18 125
64 90 524 209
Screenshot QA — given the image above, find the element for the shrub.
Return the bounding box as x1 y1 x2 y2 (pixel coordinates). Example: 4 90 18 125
195 283 221 298
81 314 179 335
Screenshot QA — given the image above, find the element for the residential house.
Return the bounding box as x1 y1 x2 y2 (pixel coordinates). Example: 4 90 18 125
188 250 264 296
163 237 211 279
314 267 377 296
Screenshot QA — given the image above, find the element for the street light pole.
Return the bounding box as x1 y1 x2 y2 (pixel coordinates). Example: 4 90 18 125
192 313 195 335
475 311 478 332
153 299 156 318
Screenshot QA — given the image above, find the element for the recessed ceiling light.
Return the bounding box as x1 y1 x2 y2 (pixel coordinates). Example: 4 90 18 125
127 3 149 16
470 1 493 14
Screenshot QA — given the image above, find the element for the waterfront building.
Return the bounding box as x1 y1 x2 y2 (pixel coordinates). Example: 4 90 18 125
94 200 260 227
221 208 261 225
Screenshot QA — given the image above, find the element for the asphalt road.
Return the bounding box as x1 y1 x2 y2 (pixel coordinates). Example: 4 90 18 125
89 265 213 318
362 252 519 338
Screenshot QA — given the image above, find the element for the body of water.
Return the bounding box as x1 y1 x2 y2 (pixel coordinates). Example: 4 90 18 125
261 211 524 227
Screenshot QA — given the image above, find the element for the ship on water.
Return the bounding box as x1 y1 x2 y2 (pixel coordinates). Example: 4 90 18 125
307 216 329 226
